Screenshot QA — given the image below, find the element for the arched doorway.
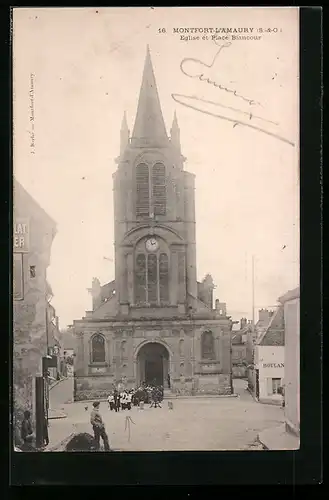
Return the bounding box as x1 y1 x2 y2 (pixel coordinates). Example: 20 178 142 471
136 342 170 387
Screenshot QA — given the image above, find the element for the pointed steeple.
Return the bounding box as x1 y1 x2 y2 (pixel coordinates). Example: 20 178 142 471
170 110 181 151
120 111 130 154
131 45 168 147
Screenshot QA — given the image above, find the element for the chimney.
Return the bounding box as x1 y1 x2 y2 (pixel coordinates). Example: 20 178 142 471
91 277 102 310
240 318 247 330
258 308 271 323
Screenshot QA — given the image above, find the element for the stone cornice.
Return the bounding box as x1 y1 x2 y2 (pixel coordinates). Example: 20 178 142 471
72 318 229 329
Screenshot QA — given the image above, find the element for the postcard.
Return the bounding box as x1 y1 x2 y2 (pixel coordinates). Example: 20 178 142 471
12 7 299 455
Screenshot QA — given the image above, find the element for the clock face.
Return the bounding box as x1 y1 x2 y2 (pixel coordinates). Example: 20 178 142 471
145 238 159 252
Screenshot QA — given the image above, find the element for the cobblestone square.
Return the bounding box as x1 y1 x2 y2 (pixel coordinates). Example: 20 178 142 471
47 381 284 451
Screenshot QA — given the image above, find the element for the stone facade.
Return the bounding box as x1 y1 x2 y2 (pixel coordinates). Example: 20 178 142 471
279 288 300 437
73 47 232 400
13 179 57 444
74 319 232 400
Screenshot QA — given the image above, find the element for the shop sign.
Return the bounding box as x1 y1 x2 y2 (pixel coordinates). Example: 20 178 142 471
13 218 29 252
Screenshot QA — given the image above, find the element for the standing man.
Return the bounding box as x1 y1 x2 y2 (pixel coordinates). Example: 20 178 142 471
20 410 35 451
167 373 171 389
90 402 110 451
113 389 120 412
43 416 49 447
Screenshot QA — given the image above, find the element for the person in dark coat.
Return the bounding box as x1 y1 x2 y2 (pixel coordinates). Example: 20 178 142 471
20 410 35 451
90 402 110 451
43 416 49 446
65 432 97 452
150 387 161 408
167 373 171 389
113 389 120 412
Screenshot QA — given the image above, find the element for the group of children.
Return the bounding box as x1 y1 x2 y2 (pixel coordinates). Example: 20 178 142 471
107 384 164 411
107 389 134 412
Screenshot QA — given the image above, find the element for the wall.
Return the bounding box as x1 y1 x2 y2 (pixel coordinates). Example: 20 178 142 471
73 319 232 399
256 345 284 403
283 296 300 436
232 344 247 378
13 180 57 444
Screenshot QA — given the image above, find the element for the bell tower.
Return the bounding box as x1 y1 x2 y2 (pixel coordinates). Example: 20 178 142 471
74 45 233 399
113 46 197 316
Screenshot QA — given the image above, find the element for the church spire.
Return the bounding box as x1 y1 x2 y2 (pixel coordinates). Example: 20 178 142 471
170 110 181 151
120 111 130 154
131 45 168 147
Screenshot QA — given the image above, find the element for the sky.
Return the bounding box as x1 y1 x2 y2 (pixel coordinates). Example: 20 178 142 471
13 7 299 328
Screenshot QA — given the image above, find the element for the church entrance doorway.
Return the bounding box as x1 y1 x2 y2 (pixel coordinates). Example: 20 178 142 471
137 342 169 387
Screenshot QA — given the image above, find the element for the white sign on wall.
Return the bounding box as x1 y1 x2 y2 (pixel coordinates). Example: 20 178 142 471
263 363 284 368
13 218 30 252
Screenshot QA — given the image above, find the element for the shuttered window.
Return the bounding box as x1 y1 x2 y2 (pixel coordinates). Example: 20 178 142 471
152 163 166 215
136 162 167 217
136 163 150 216
159 253 169 303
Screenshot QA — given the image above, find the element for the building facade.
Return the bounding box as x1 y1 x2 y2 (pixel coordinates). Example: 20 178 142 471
13 179 57 443
279 287 300 437
247 308 275 391
247 305 285 404
231 318 251 378
73 47 232 400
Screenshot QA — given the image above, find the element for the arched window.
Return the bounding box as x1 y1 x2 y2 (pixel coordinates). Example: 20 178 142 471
136 163 150 216
147 254 158 304
159 253 169 303
121 341 126 361
201 331 215 360
152 163 166 215
134 250 169 306
91 334 105 363
135 253 146 303
179 339 184 357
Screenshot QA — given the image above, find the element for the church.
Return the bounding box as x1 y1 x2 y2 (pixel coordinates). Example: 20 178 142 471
73 47 233 400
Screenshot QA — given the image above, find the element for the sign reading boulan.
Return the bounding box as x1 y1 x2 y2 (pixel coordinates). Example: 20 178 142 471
262 363 284 368
13 218 29 252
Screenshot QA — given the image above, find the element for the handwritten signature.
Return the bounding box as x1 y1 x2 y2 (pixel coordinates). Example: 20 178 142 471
171 94 295 147
180 41 259 107
174 41 295 147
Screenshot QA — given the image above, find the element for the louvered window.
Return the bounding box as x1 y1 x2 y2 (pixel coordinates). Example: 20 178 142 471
152 163 166 215
136 163 150 216
136 162 167 217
